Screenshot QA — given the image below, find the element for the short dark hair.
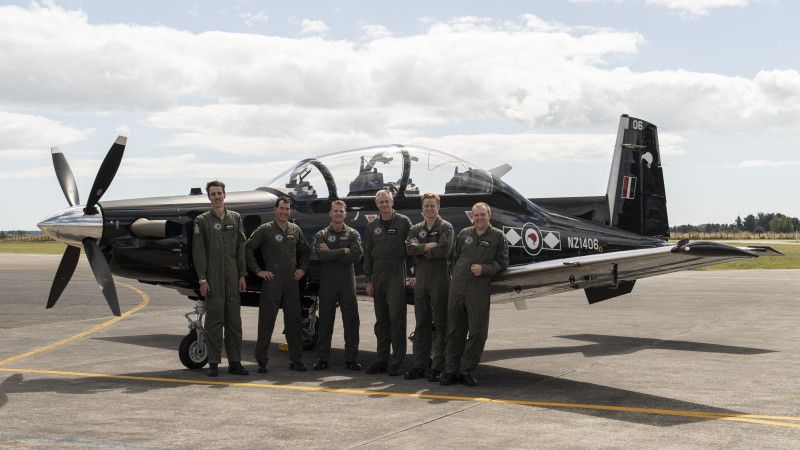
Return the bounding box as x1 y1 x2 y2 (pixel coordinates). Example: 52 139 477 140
206 180 225 195
275 196 293 208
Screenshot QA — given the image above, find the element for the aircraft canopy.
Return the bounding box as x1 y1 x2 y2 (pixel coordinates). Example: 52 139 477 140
262 145 494 201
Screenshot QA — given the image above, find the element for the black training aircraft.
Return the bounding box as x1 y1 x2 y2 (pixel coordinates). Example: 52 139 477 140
38 114 780 369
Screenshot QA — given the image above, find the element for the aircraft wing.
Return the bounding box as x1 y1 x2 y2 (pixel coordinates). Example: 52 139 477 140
490 241 782 305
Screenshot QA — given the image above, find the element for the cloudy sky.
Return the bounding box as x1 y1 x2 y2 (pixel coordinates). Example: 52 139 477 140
1 0 798 230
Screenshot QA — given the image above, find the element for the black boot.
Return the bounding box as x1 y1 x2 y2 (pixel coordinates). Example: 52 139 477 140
365 362 387 374
462 372 479 386
228 362 249 376
439 372 458 386
207 363 218 377
345 361 362 371
313 360 329 370
289 361 307 371
404 368 426 380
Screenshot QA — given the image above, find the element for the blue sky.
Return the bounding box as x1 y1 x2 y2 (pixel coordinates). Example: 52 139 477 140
1 0 798 229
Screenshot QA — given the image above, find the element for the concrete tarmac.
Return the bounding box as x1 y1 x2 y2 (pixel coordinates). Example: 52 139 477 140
0 253 798 448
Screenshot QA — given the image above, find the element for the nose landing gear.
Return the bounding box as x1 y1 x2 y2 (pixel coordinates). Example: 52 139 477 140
178 300 208 369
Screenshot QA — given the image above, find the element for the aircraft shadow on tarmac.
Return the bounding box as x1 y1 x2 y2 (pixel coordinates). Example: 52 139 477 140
0 332 769 427
480 333 775 362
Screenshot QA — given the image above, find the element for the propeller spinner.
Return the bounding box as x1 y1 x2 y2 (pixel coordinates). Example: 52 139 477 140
37 136 126 316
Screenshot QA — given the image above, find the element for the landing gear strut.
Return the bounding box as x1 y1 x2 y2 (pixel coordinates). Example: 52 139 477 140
301 296 319 351
179 300 208 369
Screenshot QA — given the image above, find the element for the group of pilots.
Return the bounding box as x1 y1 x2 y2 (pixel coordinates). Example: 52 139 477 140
192 180 509 387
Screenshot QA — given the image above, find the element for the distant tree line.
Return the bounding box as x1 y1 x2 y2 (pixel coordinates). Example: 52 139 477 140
671 212 799 234
0 230 49 241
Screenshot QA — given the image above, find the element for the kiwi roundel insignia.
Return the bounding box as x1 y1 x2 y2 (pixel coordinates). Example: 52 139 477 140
521 222 543 256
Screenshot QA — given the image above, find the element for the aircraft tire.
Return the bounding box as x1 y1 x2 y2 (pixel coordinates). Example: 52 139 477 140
179 331 208 369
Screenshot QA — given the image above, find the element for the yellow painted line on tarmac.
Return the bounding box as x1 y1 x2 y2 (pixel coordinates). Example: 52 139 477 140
0 282 150 367
0 367 798 430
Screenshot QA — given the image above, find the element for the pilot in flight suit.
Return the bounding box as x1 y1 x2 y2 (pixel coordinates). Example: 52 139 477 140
405 193 454 382
246 196 310 372
441 202 508 387
192 180 249 377
363 189 412 376
312 200 364 370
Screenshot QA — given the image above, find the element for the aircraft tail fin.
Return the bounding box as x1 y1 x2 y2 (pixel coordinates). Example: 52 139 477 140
606 115 670 239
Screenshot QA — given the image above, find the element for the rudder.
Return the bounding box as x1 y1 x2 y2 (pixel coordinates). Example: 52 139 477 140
606 115 669 238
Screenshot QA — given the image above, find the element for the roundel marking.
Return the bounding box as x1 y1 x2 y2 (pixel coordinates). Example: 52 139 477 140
521 222 543 256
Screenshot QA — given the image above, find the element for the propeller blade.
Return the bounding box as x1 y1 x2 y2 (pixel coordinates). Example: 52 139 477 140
51 147 80 207
46 245 81 309
84 136 126 214
83 239 121 316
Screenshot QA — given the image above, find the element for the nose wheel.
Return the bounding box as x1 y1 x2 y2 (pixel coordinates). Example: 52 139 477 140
179 300 208 369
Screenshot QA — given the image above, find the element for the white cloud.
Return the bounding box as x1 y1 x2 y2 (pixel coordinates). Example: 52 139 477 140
736 160 800 168
0 111 92 151
646 0 749 16
570 0 749 16
0 154 296 179
240 11 269 27
1 4 798 171
300 18 329 35
519 13 569 33
360 23 393 40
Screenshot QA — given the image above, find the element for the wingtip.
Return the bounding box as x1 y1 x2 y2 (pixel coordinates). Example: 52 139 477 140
51 147 61 154
115 136 127 146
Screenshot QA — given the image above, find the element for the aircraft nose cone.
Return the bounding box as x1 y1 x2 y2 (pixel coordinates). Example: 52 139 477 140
38 206 104 247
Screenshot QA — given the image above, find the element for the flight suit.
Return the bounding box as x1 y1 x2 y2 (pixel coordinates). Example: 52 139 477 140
363 211 412 368
192 209 247 365
444 225 509 375
246 220 310 365
406 217 454 373
313 224 363 364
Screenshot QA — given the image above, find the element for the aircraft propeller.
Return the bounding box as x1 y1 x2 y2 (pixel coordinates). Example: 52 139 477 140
43 137 126 316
